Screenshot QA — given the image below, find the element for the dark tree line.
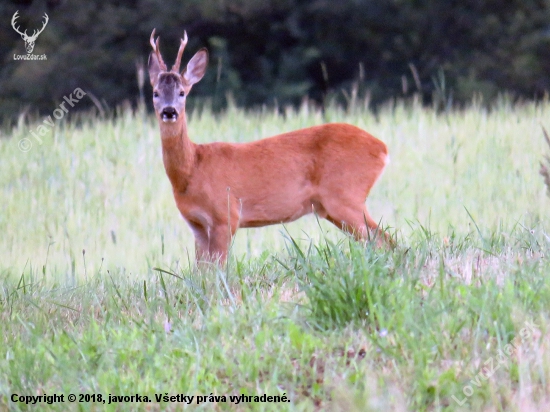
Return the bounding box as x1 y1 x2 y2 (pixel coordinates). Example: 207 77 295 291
1 0 550 119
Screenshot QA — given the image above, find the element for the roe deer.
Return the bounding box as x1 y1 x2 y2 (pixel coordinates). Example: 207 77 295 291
148 29 392 264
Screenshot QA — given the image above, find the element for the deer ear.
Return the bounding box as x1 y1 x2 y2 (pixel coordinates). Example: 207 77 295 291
148 52 161 86
183 49 208 87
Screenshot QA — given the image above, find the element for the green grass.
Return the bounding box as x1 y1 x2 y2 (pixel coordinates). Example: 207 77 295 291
1 98 550 411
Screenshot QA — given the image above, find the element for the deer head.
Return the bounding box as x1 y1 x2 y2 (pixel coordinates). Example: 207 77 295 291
12 11 49 54
148 29 208 124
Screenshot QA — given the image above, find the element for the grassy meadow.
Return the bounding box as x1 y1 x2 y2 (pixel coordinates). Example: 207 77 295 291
1 98 550 411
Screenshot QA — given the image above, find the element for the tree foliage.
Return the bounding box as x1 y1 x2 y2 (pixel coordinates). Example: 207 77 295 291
1 0 550 118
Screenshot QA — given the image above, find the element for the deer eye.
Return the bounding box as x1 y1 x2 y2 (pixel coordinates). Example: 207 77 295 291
179 91 185 97
153 92 159 98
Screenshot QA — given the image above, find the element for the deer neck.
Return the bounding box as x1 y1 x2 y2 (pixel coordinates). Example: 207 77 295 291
159 113 196 192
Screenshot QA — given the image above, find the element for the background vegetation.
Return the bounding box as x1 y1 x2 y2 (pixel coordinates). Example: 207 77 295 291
1 99 549 410
1 0 550 118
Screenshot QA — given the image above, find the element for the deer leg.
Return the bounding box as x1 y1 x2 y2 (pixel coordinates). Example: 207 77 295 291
191 224 232 265
195 237 209 263
325 204 392 248
207 223 237 263
188 222 210 263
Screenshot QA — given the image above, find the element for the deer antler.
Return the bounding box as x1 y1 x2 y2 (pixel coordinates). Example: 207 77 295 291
150 29 167 71
11 11 27 38
171 31 188 73
27 13 49 41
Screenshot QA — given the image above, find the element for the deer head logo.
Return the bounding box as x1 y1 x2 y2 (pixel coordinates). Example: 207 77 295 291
11 11 49 54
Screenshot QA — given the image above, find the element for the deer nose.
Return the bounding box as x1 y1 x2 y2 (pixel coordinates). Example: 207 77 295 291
161 107 178 123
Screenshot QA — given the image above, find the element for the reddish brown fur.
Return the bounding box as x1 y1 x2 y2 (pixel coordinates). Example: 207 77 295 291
148 30 391 263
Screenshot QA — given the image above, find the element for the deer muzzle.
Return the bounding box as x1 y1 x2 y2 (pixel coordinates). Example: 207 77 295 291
161 107 178 123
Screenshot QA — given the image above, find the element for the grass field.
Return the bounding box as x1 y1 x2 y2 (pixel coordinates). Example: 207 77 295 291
1 98 549 411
